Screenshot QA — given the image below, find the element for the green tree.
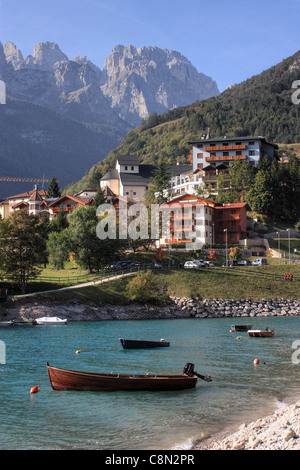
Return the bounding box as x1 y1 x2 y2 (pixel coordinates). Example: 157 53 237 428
48 207 68 233
66 206 125 271
47 230 70 270
47 177 61 198
228 159 256 202
247 168 273 214
93 187 105 207
146 161 171 204
216 173 227 203
279 155 300 221
126 270 167 304
146 112 159 129
0 211 46 291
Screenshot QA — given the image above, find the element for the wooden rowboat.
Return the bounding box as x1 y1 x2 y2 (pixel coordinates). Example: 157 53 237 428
119 338 170 349
46 362 211 392
248 328 274 338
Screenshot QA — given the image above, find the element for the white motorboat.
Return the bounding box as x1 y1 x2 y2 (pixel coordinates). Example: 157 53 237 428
35 317 67 325
0 321 14 327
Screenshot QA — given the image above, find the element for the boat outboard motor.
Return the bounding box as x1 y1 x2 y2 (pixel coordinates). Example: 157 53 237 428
183 363 212 382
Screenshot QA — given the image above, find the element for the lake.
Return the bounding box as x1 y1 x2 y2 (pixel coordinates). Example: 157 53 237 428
1 315 300 450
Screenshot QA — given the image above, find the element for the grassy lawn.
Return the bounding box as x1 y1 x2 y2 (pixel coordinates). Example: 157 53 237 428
268 238 300 259
11 264 300 306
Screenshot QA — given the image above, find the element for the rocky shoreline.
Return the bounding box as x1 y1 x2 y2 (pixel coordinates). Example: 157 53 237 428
194 399 300 450
1 296 300 322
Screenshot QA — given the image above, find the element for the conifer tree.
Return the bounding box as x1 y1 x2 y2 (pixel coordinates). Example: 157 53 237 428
47 177 61 198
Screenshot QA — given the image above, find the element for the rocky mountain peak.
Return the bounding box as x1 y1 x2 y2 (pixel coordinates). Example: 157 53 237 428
3 41 24 70
24 41 69 70
101 44 219 126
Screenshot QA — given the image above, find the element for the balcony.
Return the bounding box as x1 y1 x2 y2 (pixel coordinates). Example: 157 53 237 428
203 173 230 182
206 155 247 162
205 145 247 151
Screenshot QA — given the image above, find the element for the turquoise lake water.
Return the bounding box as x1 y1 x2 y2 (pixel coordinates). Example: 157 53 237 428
1 316 300 450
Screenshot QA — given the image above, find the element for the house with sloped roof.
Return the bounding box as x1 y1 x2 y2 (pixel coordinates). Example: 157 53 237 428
100 155 156 201
2 186 49 218
46 194 95 219
100 155 193 201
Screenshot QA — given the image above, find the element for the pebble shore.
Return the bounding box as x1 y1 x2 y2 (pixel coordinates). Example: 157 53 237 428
194 399 300 450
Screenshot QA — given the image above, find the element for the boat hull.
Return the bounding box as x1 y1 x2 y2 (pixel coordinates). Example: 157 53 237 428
36 317 67 325
231 325 252 332
119 338 170 349
46 364 197 392
0 321 14 327
248 330 274 338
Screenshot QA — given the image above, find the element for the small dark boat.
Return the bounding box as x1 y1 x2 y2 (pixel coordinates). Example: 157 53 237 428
119 338 170 349
231 325 252 332
46 362 211 392
13 320 36 326
248 328 274 338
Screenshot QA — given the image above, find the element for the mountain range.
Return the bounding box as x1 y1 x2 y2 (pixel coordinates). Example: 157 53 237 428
0 41 219 197
64 48 300 195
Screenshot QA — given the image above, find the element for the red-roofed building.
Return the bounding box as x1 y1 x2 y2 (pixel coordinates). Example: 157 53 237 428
159 194 250 248
4 186 48 217
47 194 95 219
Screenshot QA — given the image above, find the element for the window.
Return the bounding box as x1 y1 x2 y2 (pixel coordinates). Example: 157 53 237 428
249 141 254 145
131 166 134 171
125 166 128 170
133 192 136 195
223 152 229 156
249 150 255 156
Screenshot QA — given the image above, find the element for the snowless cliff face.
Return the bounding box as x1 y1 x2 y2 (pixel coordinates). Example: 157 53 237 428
2 41 219 127
101 44 219 126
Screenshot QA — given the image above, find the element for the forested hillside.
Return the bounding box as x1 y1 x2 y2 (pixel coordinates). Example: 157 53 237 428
65 49 300 195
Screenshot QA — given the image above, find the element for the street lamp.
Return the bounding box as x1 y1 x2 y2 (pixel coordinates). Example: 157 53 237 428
224 228 228 267
287 229 291 264
277 231 280 265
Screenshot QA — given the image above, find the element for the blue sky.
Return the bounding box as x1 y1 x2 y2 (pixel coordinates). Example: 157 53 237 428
1 0 300 91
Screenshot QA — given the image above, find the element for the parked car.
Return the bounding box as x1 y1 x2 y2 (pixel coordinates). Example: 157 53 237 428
129 262 144 269
148 262 162 269
238 260 252 266
252 258 268 266
222 260 238 267
110 260 134 269
204 261 214 267
184 261 202 269
193 259 206 267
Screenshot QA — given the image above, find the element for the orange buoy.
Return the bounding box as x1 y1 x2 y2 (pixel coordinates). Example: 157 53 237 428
30 386 39 394
253 359 260 366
